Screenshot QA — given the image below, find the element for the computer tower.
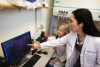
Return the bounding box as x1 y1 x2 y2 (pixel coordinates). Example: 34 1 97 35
0 56 10 67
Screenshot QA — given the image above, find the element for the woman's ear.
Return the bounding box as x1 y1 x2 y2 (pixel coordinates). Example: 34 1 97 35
79 22 84 28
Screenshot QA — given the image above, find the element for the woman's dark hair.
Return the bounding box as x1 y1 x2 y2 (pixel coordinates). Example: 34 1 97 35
72 8 100 37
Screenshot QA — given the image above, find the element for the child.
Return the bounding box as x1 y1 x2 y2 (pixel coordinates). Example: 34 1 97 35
46 23 70 67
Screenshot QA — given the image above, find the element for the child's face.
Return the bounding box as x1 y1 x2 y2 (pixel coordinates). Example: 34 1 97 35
57 27 65 37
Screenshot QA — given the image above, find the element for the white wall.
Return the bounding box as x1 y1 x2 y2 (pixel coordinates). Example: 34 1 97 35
35 0 54 38
0 8 36 57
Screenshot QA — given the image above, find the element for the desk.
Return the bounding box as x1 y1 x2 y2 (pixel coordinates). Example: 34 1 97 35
34 48 55 67
20 48 55 67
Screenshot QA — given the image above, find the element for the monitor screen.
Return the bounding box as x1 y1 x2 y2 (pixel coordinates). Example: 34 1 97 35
1 31 32 65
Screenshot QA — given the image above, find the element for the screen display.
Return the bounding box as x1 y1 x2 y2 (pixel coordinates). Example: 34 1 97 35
1 31 32 65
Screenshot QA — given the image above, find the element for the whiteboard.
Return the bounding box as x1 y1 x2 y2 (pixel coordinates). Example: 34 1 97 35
54 0 100 10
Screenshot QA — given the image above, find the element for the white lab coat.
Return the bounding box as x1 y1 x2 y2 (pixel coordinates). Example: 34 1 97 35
47 36 66 67
40 32 100 67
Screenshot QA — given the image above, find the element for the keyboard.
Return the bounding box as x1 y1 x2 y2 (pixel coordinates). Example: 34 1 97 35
22 54 41 67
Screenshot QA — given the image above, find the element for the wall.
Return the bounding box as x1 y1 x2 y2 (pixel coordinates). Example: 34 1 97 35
45 0 54 34
36 0 54 35
0 8 36 57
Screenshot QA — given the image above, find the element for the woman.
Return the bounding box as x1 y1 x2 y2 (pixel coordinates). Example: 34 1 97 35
46 23 69 67
28 8 100 67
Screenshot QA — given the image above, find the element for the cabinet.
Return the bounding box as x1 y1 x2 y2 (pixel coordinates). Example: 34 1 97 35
49 16 69 36
50 0 100 36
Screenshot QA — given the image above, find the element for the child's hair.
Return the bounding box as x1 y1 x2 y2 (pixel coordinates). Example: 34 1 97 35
58 23 70 35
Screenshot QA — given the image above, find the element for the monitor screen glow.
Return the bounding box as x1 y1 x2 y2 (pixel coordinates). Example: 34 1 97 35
1 31 32 65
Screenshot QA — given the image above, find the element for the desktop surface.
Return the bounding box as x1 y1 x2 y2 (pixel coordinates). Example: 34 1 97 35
20 48 55 67
32 48 55 67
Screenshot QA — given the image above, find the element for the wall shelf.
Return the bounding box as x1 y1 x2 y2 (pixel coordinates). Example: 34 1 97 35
0 4 48 9
38 6 48 8
0 4 16 8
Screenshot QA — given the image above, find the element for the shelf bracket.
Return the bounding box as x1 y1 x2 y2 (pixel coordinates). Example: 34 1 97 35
18 7 21 12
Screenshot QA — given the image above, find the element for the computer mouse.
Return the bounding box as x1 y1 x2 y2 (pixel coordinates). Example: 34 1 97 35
43 51 48 55
37 50 42 54
31 49 37 55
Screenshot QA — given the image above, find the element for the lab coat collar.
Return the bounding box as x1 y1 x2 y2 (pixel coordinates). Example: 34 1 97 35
80 35 89 65
71 33 89 55
71 32 77 52
81 35 89 55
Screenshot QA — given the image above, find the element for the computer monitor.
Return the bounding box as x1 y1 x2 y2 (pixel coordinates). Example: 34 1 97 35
1 31 32 65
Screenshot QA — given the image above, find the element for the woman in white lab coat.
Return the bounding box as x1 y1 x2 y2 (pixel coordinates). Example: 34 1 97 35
28 8 100 67
46 23 69 67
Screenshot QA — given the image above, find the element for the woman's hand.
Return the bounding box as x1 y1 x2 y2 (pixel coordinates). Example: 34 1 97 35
27 43 40 49
50 58 60 65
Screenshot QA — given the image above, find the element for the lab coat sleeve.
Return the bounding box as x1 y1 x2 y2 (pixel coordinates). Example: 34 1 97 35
40 34 69 49
96 41 100 67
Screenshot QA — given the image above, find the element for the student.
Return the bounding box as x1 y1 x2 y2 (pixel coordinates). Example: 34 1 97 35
28 8 100 67
46 23 69 67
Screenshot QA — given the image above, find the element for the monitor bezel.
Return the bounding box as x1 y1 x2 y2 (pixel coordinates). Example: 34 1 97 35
1 31 32 65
